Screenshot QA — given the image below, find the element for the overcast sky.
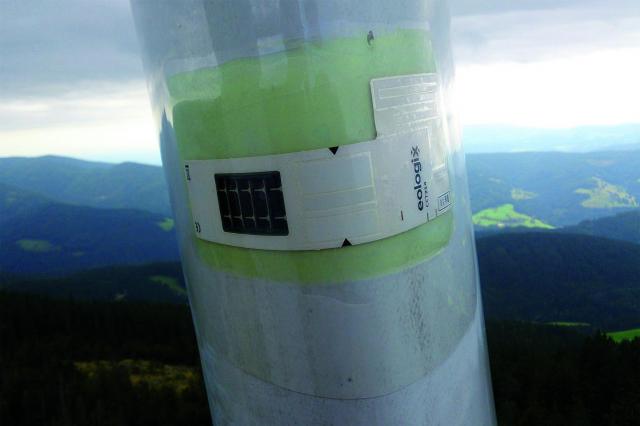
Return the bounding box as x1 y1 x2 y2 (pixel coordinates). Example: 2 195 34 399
1 0 639 164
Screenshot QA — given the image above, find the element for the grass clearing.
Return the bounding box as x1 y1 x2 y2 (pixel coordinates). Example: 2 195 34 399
16 239 60 253
575 177 638 208
157 217 175 232
607 328 640 343
149 275 185 296
547 322 590 327
75 360 198 394
472 204 554 229
510 188 538 201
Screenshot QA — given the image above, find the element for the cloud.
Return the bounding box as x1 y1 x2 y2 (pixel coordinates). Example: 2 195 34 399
451 0 640 65
0 0 142 98
0 0 157 164
450 0 640 127
2 0 638 97
0 81 159 164
454 47 640 127
450 0 604 16
0 81 148 132
0 0 638 163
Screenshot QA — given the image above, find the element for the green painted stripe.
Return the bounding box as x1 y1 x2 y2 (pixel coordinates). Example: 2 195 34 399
195 211 452 284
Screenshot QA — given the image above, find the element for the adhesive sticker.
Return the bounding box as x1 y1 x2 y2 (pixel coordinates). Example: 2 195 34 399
184 73 451 250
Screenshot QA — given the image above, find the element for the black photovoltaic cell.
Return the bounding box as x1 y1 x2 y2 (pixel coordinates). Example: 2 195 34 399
214 172 288 236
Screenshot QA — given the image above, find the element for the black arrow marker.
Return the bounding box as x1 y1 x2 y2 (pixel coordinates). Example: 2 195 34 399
329 146 339 155
342 238 352 247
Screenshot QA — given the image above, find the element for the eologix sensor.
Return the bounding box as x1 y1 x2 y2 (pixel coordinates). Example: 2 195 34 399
131 0 496 424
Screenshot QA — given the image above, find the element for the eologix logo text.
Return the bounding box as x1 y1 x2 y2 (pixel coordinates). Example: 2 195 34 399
411 146 428 211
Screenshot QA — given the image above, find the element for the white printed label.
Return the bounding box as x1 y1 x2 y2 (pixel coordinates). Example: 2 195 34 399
185 73 452 250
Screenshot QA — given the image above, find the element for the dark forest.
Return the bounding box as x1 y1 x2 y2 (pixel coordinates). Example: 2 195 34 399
2 291 640 426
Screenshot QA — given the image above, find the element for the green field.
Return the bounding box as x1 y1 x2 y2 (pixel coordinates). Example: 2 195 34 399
510 188 538 200
472 204 554 229
150 275 186 296
75 359 198 394
16 239 60 253
547 322 590 327
157 217 175 232
607 328 640 343
575 177 638 209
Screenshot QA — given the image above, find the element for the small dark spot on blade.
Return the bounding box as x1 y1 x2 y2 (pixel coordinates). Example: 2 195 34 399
367 30 374 45
342 238 352 247
329 146 339 155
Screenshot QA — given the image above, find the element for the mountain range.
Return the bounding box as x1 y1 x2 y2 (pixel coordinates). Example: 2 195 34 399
0 153 639 332
563 210 640 245
0 156 171 216
0 183 178 276
462 124 640 154
0 262 185 304
2 152 638 231
1 153 639 274
467 150 640 227
478 232 640 330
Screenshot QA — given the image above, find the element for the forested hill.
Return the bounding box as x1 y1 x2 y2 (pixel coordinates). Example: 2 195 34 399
0 262 186 304
2 151 639 230
0 291 209 426
2 290 640 426
0 184 178 276
467 150 640 228
478 232 640 330
3 231 640 332
0 156 171 215
563 210 640 245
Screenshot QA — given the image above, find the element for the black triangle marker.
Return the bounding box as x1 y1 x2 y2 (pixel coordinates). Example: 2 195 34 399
342 238 352 247
329 146 339 155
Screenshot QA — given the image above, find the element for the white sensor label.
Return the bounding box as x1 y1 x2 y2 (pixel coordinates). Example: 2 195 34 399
184 73 452 251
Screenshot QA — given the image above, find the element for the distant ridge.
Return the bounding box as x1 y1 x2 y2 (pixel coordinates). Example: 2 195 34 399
463 124 640 154
478 232 640 330
0 184 178 276
0 262 185 304
0 156 171 215
467 150 640 227
563 210 640 245
2 152 639 228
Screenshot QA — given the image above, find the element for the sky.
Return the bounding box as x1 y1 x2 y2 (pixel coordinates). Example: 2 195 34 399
0 0 639 164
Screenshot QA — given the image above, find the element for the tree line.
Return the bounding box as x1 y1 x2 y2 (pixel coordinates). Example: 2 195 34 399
2 291 640 425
